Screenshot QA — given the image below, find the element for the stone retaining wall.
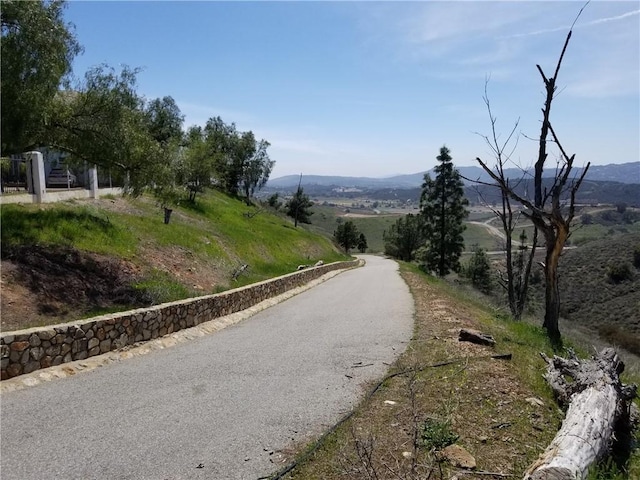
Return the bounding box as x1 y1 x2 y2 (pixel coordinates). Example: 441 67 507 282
1 259 360 380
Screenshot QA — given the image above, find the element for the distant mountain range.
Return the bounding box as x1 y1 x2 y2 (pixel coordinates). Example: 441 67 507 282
267 162 640 189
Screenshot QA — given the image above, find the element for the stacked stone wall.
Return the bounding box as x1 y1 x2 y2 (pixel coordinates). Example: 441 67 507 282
1 260 360 380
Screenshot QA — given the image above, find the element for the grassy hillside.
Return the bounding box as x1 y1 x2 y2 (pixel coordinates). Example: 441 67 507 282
0 191 348 330
556 232 640 354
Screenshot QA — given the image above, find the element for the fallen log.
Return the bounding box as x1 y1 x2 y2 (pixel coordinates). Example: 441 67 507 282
458 328 495 347
524 348 637 480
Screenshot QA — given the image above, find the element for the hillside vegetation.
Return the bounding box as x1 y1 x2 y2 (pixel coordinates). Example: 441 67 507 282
557 232 640 354
0 191 347 330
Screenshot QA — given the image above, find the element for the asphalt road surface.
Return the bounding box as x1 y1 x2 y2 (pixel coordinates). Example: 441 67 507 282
0 255 414 480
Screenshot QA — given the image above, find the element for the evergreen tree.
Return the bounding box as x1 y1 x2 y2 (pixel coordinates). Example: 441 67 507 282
285 186 313 227
419 146 469 276
357 233 368 253
334 220 359 254
466 246 493 293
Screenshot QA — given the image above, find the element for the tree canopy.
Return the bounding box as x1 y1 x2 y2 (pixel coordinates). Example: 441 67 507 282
286 186 313 227
1 0 82 155
1 1 275 210
334 220 360 254
383 213 425 262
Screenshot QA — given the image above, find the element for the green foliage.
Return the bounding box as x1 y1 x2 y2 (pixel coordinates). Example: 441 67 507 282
421 418 458 451
615 202 628 214
200 118 273 199
180 125 215 203
48 65 168 196
239 137 274 200
144 96 184 146
1 0 82 154
266 193 282 211
419 146 469 276
465 246 493 293
357 233 368 253
383 213 425 261
286 186 314 226
334 220 359 254
607 262 634 284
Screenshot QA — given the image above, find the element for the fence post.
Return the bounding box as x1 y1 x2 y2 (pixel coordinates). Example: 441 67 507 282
24 151 46 203
89 165 99 199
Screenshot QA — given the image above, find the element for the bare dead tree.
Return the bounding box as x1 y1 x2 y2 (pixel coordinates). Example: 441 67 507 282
476 20 590 344
473 80 538 321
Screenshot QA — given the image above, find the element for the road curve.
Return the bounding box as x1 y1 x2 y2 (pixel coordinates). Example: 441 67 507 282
0 255 414 480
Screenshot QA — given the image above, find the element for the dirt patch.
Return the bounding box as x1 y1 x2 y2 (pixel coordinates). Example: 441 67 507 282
1 245 146 331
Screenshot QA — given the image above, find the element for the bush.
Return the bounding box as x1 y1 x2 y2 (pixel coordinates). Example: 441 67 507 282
421 418 458 450
634 246 640 269
607 262 634 284
465 246 493 293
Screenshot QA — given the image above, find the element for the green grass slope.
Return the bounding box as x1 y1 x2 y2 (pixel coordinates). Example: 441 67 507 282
1 190 348 328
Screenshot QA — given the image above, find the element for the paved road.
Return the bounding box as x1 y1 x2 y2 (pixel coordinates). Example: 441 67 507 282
0 255 414 480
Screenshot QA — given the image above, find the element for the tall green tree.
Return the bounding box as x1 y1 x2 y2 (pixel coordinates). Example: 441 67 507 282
240 138 274 201
285 186 313 227
334 220 359 254
383 213 425 261
1 0 82 154
420 146 468 276
203 116 244 196
357 233 368 253
180 125 215 202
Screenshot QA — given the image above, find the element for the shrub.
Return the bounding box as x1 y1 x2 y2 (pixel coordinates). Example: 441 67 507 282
615 202 627 214
634 246 640 269
421 418 458 451
607 262 634 284
465 246 493 293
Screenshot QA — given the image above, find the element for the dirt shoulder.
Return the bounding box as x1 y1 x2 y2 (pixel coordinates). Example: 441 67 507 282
281 268 562 479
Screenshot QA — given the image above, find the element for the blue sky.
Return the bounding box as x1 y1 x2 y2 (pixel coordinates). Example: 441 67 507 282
63 1 639 179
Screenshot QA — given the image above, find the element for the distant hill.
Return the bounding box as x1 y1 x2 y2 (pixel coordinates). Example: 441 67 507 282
532 232 640 355
268 162 639 189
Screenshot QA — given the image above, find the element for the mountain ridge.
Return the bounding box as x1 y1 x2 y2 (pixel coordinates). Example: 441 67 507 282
268 162 640 189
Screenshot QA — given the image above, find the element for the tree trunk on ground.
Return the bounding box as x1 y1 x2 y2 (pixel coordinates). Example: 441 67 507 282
524 348 637 480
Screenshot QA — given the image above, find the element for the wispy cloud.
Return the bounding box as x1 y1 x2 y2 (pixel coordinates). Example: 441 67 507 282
502 8 640 39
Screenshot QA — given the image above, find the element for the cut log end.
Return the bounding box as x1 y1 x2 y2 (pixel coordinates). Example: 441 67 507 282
526 466 575 480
